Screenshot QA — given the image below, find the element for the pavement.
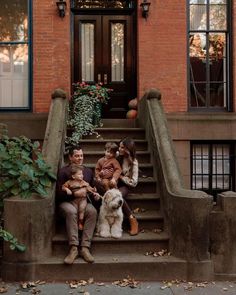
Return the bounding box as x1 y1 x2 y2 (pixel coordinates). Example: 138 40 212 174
0 280 236 295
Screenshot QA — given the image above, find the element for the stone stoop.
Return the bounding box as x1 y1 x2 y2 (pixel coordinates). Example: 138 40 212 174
50 119 174 281
2 255 187 282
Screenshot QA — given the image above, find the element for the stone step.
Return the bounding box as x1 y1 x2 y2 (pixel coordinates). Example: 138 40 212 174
82 128 146 140
3 254 187 281
56 209 164 236
134 210 164 229
129 177 156 194
127 193 160 211
83 151 151 164
53 231 169 256
100 119 139 128
79 138 148 151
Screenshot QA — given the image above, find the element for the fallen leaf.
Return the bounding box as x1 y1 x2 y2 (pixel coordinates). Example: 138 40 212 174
37 281 46 285
87 278 94 284
31 288 41 294
0 287 7 294
69 283 78 289
112 276 139 288
223 288 228 291
84 292 90 295
196 283 206 288
160 285 168 290
96 283 105 286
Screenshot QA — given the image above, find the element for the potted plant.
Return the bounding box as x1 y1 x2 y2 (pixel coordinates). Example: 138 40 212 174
66 82 113 146
0 135 56 251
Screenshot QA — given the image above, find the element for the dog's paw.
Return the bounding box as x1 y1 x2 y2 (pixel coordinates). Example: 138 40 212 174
100 231 111 238
111 233 122 239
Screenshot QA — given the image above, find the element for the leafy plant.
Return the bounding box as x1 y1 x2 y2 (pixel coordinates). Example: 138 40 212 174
0 135 56 201
73 81 112 104
0 227 26 252
66 82 113 146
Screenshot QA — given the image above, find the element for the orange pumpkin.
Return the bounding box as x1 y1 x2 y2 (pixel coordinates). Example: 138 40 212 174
128 98 138 109
126 109 137 119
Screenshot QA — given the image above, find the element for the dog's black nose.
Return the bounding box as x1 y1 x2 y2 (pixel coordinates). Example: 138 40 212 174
118 200 123 206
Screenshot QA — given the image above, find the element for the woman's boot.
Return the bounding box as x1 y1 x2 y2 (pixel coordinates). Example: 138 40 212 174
129 215 139 235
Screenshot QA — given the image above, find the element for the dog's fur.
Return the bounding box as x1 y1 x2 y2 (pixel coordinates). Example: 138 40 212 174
96 188 124 239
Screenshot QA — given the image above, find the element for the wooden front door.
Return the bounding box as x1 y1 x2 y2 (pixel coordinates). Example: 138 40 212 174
74 14 136 118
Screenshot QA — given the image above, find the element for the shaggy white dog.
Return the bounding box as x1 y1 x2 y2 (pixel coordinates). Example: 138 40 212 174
96 188 124 239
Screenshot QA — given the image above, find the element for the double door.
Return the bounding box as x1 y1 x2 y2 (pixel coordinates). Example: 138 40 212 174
74 14 136 117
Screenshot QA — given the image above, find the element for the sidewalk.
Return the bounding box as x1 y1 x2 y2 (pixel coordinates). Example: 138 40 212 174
0 280 236 295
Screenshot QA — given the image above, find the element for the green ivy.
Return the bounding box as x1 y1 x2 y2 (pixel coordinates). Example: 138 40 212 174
0 227 26 252
66 82 112 146
0 135 57 202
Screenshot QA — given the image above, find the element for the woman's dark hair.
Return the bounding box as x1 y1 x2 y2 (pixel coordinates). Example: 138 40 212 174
120 137 136 161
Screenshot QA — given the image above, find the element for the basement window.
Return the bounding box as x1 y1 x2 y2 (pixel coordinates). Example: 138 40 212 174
191 142 235 199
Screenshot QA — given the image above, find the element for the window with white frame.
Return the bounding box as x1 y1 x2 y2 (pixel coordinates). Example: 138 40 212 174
188 0 231 110
0 0 30 110
191 142 235 198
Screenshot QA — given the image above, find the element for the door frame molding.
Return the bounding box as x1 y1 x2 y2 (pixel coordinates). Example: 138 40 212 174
71 6 137 116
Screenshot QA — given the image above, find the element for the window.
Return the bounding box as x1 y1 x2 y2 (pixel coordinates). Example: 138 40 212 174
188 0 231 110
0 1 31 110
191 142 235 199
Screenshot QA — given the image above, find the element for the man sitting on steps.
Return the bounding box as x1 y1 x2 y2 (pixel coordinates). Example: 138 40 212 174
56 146 100 264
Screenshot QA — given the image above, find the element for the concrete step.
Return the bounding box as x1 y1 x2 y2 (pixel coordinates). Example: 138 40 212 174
3 254 187 281
127 193 160 211
129 177 156 194
82 128 146 140
83 151 151 164
79 138 148 151
56 208 164 237
100 119 140 128
53 230 169 256
134 210 164 229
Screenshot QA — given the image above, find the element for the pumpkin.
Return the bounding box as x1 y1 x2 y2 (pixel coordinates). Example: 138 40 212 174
128 98 138 109
126 109 137 119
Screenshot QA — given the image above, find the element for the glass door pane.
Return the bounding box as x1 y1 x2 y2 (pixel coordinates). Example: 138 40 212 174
81 23 94 82
111 23 124 82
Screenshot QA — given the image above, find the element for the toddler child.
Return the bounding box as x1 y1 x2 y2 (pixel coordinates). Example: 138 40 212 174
95 142 122 193
62 164 100 230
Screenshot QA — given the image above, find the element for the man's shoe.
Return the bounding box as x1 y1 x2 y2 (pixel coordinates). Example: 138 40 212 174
80 247 94 263
64 246 78 264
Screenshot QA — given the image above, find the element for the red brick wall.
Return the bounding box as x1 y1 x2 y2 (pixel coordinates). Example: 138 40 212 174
33 0 71 113
33 1 235 114
137 0 187 112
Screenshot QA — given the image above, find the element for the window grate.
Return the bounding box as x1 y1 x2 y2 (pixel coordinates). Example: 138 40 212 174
191 142 235 199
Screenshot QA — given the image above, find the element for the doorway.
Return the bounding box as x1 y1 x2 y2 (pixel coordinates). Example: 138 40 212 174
74 14 136 118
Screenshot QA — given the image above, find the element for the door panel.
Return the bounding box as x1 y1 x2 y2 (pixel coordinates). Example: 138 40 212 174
74 14 136 118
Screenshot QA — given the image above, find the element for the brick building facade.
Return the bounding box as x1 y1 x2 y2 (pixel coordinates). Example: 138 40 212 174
0 0 235 197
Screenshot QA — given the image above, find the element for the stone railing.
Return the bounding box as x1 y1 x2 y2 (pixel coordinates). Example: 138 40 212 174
210 191 236 279
138 89 213 280
2 89 68 280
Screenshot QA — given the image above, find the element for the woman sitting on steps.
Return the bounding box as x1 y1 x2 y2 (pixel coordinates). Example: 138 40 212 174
117 137 139 235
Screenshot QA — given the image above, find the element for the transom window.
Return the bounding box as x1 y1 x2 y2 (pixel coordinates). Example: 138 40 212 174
188 0 231 110
191 142 235 199
0 0 31 110
73 0 134 9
